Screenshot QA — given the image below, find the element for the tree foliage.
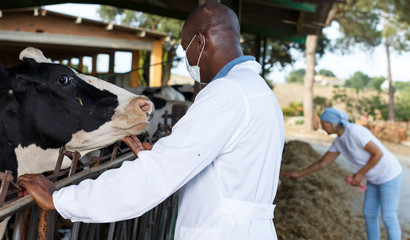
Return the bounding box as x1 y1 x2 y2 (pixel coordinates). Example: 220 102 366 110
369 76 385 91
240 33 302 78
395 83 410 121
394 81 410 91
345 71 371 92
286 69 305 84
333 0 410 52
331 0 410 121
240 32 330 81
318 69 336 77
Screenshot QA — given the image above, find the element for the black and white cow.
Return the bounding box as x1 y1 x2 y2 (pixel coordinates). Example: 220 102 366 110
0 47 154 236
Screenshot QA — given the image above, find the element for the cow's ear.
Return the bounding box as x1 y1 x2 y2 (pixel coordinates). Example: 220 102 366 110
0 66 10 89
7 60 37 93
19 47 52 63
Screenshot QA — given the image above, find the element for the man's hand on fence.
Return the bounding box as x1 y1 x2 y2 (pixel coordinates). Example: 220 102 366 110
17 174 56 211
122 135 152 158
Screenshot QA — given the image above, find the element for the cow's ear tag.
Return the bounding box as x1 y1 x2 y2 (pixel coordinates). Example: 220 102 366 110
19 47 52 63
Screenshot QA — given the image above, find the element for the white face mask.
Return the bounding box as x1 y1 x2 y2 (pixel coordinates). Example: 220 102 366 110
185 35 206 84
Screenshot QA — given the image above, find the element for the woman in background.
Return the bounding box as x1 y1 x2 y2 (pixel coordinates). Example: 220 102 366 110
283 108 402 240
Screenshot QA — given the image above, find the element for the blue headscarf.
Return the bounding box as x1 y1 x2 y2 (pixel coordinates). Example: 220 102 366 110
320 108 351 127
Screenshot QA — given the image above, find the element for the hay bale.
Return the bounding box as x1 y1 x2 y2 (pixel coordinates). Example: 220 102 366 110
275 140 366 240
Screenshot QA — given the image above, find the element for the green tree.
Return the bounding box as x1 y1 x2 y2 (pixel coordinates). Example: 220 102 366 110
332 0 410 121
240 33 329 90
395 84 410 121
318 69 336 77
314 96 332 115
394 81 410 91
286 69 305 84
369 76 385 91
345 71 370 93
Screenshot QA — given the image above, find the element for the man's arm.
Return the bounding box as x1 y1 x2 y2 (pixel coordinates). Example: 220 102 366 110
282 151 340 180
17 136 149 211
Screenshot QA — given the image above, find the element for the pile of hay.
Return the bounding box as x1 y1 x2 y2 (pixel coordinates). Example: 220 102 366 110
275 140 367 240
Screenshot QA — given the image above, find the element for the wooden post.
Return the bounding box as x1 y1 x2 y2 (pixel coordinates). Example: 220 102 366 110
92 54 97 76
109 51 115 74
150 40 163 87
78 57 84 73
131 50 140 87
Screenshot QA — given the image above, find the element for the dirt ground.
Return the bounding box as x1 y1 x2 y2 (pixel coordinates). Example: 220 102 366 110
277 119 410 240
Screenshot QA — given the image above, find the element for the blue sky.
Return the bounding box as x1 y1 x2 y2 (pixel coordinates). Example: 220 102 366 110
44 3 410 83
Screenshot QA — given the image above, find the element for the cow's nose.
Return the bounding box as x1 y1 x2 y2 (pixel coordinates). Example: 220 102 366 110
139 99 154 117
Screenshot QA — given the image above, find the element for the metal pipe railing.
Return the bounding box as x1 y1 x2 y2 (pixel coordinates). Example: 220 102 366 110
0 152 135 221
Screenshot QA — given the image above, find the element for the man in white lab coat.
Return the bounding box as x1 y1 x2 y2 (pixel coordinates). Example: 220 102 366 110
18 2 285 239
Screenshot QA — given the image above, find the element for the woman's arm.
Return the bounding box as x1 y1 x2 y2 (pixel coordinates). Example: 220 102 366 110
282 151 340 180
351 140 383 186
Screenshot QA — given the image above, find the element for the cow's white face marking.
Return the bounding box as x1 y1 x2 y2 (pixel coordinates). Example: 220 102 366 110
66 121 149 152
64 73 153 151
15 144 71 177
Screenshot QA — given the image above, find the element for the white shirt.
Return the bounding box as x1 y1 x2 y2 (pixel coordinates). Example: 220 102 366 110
328 124 402 184
53 60 285 240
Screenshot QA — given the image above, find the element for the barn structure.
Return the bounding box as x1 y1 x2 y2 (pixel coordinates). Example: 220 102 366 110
0 0 339 86
0 0 337 43
0 7 169 87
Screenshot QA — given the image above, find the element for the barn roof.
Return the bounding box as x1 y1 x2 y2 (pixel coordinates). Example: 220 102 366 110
0 0 338 44
0 7 168 67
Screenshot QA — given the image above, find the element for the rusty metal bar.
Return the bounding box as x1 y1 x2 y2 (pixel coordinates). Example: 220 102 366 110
53 147 66 175
37 209 49 240
131 218 139 240
38 147 82 240
70 222 80 240
68 151 81 177
11 212 24 240
27 206 39 240
86 223 98 240
79 222 89 239
0 170 14 206
110 142 121 161
107 222 115 240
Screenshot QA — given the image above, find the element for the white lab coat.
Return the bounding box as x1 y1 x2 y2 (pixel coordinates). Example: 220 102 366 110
53 60 285 240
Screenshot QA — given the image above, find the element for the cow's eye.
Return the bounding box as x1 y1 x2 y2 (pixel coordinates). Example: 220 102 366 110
58 75 70 85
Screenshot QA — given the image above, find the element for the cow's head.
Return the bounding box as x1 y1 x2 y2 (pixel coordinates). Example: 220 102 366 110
1 47 154 176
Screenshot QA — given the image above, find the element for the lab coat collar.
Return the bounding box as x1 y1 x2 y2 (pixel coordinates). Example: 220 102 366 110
212 56 255 81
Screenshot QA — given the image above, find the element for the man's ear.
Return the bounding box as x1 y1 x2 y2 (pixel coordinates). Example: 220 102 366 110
0 66 10 89
196 32 206 52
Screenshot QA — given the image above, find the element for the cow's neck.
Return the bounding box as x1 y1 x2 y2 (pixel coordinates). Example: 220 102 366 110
14 144 65 176
0 128 18 179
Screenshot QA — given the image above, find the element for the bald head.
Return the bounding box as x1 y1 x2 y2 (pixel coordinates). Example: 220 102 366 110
181 3 243 83
183 2 240 41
